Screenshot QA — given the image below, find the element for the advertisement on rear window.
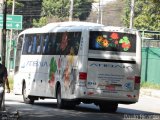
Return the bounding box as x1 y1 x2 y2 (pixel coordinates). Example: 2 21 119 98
89 31 136 52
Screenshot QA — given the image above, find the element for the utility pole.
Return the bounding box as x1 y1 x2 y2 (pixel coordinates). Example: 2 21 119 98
0 0 7 111
7 0 15 72
0 0 3 60
129 0 135 29
69 0 73 21
2 0 6 66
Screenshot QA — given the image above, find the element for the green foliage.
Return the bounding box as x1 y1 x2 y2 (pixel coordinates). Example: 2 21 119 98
123 0 160 31
7 0 24 14
37 0 93 26
33 17 47 27
7 0 24 11
141 81 160 90
7 0 24 8
73 0 93 20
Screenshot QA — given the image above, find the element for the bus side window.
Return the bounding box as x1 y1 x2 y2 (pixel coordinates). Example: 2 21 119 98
15 35 23 73
41 35 45 54
72 32 81 55
22 36 29 54
28 35 33 54
48 33 56 55
59 32 71 55
67 32 81 55
46 39 52 55
36 35 41 54
54 33 61 55
42 34 49 54
31 35 37 54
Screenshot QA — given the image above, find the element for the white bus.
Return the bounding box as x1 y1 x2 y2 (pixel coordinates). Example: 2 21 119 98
13 21 141 112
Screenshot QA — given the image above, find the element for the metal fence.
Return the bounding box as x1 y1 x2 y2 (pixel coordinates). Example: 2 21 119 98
140 30 160 84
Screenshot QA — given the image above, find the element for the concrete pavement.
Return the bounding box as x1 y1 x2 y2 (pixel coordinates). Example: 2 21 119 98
140 88 160 98
0 89 159 120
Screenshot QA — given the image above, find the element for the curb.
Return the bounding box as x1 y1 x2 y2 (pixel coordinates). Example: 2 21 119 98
140 88 160 98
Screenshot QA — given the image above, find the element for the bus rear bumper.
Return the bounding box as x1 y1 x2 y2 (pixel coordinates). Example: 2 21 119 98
75 87 139 104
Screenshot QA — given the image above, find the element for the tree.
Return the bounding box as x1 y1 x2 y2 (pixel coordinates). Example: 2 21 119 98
5 0 43 29
7 0 24 12
33 0 93 27
123 0 160 31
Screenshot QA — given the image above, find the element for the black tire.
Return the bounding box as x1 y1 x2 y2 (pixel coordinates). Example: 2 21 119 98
99 102 118 113
56 85 65 109
65 101 76 109
22 82 34 104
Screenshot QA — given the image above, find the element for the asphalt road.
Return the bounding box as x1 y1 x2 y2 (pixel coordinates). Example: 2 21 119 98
2 93 160 120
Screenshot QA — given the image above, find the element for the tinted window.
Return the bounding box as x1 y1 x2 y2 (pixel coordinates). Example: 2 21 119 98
46 33 56 55
22 34 47 55
22 34 34 54
54 32 81 55
42 34 50 54
22 32 81 55
36 35 42 54
89 31 136 53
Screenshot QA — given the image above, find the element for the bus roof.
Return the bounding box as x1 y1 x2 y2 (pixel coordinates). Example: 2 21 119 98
19 27 46 35
18 21 138 36
43 21 104 28
19 21 104 35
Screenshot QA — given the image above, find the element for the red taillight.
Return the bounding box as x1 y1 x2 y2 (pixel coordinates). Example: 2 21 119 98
79 72 87 80
135 76 141 83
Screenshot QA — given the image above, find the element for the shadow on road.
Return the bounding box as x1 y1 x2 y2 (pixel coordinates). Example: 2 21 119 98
5 95 160 120
33 101 160 115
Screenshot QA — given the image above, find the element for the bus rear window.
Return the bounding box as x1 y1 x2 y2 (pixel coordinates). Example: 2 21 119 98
89 31 136 52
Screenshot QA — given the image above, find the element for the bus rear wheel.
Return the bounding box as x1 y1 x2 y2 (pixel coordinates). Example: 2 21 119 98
57 85 65 109
99 102 118 113
22 82 34 104
56 85 76 109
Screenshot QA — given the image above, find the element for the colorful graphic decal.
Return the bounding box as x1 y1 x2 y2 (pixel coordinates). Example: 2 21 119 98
96 36 109 48
68 47 75 64
49 57 57 88
60 32 69 53
94 32 132 52
119 36 131 51
61 51 77 94
47 32 81 96
63 61 70 90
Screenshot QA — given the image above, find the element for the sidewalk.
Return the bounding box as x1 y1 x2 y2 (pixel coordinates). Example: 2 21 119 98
0 92 19 120
140 88 160 98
